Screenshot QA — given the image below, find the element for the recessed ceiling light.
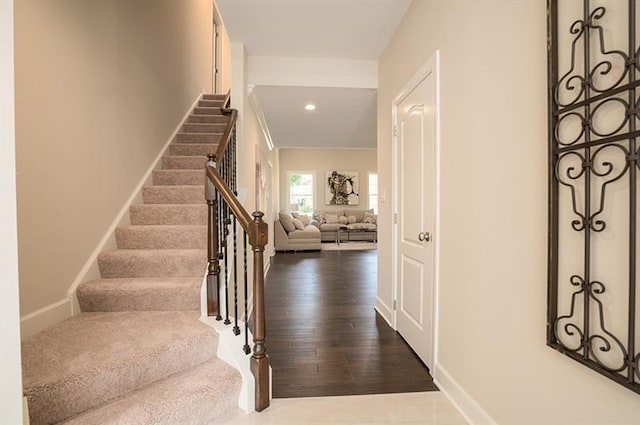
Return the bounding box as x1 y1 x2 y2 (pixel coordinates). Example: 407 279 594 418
304 103 316 111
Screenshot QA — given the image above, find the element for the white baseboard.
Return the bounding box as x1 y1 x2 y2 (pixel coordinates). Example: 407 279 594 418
20 298 72 339
65 93 204 309
434 363 498 425
374 296 393 327
23 396 29 425
202 316 256 413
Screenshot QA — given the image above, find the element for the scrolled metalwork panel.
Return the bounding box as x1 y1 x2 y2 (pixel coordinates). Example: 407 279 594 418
548 0 640 394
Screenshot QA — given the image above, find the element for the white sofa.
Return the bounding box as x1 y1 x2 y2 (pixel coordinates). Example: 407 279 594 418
312 209 377 242
274 212 321 251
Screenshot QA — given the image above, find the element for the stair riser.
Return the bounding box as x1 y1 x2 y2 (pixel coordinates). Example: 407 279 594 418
198 100 224 108
115 226 206 249
161 156 207 170
129 205 207 225
181 123 226 133
142 186 204 204
175 133 222 144
98 250 207 278
60 359 241 425
23 312 217 425
77 282 200 312
169 143 217 156
152 170 203 186
187 115 228 124
193 107 223 115
202 94 227 101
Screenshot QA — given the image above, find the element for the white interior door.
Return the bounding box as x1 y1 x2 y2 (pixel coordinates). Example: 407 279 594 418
394 56 438 368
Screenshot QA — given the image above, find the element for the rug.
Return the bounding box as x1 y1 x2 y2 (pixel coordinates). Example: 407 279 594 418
321 242 377 251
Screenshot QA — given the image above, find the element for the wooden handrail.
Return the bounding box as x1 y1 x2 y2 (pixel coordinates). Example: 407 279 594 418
216 109 238 163
222 89 231 109
206 164 252 231
204 101 270 412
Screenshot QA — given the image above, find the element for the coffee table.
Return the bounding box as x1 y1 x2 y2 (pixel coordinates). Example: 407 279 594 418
336 226 377 245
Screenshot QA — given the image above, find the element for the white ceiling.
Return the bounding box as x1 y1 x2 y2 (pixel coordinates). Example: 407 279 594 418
254 86 377 149
216 0 412 59
217 0 410 149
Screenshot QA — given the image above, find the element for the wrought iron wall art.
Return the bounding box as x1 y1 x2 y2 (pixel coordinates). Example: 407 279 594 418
548 0 640 394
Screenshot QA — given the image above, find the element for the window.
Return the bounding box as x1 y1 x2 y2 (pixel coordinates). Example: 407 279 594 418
368 172 378 214
288 172 314 214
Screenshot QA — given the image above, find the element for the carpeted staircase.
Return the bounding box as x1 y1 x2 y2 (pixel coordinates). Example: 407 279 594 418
21 94 242 425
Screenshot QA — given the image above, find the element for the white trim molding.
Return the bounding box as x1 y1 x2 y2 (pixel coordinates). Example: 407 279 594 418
374 296 393 327
248 86 274 151
434 363 498 425
20 298 73 339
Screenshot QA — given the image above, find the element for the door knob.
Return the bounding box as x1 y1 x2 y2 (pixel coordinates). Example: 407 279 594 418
418 232 431 242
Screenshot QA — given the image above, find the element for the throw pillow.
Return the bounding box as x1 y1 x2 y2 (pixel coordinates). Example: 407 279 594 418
292 218 305 230
299 215 310 226
313 212 326 224
325 213 339 224
338 215 348 224
291 211 301 218
347 215 356 224
279 212 296 232
363 211 377 225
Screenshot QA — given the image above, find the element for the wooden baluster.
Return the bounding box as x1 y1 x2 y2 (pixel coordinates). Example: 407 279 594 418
249 211 270 411
214 192 223 321
232 213 240 335
223 199 231 325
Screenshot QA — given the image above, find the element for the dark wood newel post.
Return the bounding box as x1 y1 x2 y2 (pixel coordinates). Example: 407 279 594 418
205 155 220 317
249 211 270 411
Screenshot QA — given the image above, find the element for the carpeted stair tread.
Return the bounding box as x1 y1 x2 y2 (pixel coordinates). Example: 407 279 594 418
162 155 208 170
142 185 204 204
22 311 217 425
77 277 201 312
169 142 218 157
129 204 207 225
181 123 226 133
152 169 205 186
98 249 206 278
176 132 222 144
202 93 227 101
115 225 206 249
60 357 241 425
187 114 228 124
198 99 225 108
193 106 224 115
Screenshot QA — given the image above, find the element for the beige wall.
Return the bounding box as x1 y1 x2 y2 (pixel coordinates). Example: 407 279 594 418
15 0 214 316
378 1 640 423
278 148 377 213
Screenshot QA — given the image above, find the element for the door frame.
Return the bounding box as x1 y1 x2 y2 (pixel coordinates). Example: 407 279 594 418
391 50 441 369
212 9 222 93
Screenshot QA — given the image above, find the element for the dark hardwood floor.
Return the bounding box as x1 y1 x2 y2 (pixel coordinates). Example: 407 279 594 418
265 249 437 398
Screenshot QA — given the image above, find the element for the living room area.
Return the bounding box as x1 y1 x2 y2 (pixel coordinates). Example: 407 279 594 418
275 147 378 252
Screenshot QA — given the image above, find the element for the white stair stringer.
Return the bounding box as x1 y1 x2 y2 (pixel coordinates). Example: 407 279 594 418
198 272 271 414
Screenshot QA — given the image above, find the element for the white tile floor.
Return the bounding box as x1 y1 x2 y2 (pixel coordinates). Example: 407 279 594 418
215 392 468 425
